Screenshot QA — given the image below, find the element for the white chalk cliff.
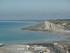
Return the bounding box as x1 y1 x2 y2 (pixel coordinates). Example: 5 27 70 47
43 21 65 32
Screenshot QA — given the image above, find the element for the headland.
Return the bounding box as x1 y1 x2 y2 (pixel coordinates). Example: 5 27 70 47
22 19 70 34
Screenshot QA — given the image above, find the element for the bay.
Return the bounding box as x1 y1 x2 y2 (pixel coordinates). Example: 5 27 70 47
0 21 70 44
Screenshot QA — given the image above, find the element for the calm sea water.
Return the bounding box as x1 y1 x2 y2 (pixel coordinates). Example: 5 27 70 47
0 21 70 44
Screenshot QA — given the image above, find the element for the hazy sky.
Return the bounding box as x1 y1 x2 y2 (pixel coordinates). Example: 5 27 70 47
0 0 70 20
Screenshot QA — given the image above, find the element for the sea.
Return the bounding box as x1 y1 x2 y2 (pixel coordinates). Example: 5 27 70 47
0 21 70 44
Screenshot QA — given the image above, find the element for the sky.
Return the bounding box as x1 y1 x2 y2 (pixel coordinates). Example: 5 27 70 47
0 0 70 20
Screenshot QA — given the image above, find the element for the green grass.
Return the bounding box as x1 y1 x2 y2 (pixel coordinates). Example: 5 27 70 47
48 20 70 24
68 46 70 53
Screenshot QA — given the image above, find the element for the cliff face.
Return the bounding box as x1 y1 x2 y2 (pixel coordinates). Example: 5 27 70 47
43 21 65 31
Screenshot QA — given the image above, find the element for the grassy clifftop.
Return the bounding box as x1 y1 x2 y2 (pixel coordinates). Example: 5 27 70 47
48 19 70 24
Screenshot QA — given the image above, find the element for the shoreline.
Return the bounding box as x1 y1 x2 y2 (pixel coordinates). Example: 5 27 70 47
22 20 70 35
22 25 70 35
1 41 70 45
